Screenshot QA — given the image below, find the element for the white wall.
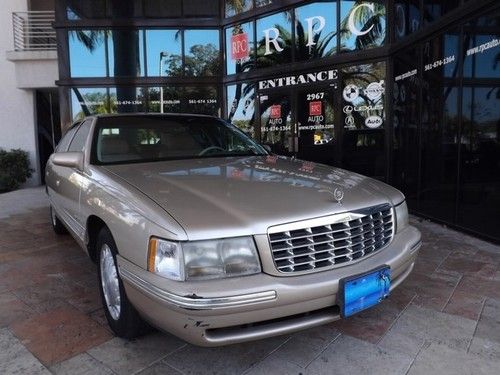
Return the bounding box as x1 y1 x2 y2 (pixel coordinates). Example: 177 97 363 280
0 0 40 186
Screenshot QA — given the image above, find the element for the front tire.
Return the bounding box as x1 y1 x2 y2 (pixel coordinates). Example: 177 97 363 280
96 227 148 339
50 206 67 235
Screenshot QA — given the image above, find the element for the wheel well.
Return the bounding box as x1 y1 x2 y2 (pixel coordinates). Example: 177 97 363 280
86 215 107 263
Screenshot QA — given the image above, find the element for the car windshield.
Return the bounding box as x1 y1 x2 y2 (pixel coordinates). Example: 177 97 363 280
92 115 267 165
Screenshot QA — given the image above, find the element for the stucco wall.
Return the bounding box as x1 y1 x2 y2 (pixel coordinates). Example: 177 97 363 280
0 0 40 186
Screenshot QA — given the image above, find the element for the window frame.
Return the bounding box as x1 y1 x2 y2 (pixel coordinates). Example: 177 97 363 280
55 122 82 153
68 119 94 152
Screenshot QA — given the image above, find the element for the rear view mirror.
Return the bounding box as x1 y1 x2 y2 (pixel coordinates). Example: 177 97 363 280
52 152 84 171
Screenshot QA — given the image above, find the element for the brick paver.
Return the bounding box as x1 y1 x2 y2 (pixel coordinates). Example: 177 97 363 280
0 187 499 374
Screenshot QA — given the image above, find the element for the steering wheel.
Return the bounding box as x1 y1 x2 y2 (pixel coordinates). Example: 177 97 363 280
198 146 226 156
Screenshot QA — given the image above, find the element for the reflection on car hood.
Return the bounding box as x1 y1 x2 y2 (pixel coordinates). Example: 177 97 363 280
102 156 404 240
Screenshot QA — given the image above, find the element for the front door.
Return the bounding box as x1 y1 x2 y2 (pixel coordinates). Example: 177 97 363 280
296 86 337 165
259 90 294 156
258 85 338 165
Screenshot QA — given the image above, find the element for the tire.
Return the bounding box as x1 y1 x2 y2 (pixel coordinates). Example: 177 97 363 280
50 206 68 235
96 227 148 339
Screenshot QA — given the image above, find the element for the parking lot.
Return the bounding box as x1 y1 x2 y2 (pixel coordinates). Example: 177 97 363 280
0 187 499 374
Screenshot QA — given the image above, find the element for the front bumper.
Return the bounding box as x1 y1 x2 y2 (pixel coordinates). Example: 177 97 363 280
118 225 421 346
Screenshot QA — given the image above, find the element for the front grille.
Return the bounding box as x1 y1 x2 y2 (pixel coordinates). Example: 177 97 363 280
268 205 394 273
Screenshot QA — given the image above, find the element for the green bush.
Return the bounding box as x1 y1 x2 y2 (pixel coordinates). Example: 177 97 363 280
0 148 33 193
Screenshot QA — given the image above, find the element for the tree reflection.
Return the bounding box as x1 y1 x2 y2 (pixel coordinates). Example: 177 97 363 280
69 1 143 117
162 44 220 77
340 1 386 51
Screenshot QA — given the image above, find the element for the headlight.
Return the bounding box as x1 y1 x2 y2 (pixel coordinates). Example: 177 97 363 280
395 201 409 233
148 238 184 281
148 236 261 281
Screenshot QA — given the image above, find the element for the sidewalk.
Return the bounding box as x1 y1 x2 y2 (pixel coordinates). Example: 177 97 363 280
0 187 499 374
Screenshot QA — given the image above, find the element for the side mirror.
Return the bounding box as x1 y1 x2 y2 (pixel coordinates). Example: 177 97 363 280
52 152 84 171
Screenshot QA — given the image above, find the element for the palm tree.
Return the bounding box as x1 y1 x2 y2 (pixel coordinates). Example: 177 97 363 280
68 1 141 117
339 1 386 51
225 0 252 17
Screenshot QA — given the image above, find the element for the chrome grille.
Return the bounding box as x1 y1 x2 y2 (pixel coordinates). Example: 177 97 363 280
268 205 394 273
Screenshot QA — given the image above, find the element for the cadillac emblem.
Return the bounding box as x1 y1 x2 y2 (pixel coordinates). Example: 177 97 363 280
333 188 344 205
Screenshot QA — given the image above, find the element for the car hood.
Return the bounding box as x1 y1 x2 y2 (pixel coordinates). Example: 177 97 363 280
102 156 404 240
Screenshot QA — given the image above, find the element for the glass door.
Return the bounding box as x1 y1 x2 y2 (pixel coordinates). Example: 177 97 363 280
295 87 337 165
259 90 294 156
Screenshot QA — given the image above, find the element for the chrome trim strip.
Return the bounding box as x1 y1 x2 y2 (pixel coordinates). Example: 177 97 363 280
267 204 391 234
119 268 277 310
390 262 414 290
410 239 422 253
205 308 340 344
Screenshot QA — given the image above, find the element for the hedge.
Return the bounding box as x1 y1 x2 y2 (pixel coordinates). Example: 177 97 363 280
0 148 33 193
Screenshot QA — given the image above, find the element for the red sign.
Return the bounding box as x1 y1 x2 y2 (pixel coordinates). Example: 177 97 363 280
270 105 281 119
231 33 249 60
309 101 322 116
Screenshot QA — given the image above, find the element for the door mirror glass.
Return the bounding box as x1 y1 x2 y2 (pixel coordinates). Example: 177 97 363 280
52 152 84 171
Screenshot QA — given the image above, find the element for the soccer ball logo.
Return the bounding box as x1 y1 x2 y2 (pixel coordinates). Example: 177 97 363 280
343 84 359 102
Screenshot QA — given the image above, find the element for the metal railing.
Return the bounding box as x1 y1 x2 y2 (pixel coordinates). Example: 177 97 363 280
12 11 56 51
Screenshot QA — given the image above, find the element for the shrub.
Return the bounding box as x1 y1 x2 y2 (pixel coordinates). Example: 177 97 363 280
0 148 33 193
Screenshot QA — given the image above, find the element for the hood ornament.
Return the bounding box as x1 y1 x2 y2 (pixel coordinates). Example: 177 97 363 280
333 188 344 205
319 187 344 205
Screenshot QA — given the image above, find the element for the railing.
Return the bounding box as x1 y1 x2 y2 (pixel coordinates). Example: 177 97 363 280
12 11 56 51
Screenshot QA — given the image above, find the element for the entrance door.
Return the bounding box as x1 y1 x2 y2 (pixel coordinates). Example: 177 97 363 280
36 89 61 183
296 87 336 165
259 90 294 156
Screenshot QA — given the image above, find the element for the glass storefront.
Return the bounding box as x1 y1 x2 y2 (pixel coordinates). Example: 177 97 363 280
391 7 499 241
56 0 500 242
340 0 386 52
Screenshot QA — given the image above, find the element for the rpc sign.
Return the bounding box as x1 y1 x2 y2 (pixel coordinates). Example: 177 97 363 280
262 2 381 55
231 33 249 60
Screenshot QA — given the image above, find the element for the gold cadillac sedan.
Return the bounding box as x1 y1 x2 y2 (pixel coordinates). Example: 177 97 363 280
45 114 421 346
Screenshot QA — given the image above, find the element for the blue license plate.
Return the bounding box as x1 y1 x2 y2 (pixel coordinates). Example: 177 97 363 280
340 266 391 318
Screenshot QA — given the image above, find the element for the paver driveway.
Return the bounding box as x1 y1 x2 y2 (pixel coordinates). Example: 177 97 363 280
1 187 499 374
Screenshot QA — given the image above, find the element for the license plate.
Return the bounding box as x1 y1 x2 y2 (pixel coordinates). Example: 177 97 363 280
339 266 391 318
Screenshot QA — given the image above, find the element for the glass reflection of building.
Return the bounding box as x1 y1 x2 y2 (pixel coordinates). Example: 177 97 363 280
56 0 500 243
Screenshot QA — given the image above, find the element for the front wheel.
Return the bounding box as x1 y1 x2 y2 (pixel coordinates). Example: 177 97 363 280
96 227 148 339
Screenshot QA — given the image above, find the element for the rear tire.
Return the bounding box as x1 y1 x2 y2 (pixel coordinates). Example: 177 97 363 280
96 227 148 339
50 206 67 235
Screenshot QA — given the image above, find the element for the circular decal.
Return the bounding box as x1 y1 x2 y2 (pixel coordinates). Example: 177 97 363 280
365 115 383 129
343 105 354 114
345 115 355 126
395 5 406 38
343 84 360 102
364 82 384 101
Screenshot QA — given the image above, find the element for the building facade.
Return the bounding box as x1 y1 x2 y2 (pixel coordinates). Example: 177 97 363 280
5 0 500 242
2 0 59 186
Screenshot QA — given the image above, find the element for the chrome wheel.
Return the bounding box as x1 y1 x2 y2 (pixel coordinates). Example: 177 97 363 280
100 244 121 320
